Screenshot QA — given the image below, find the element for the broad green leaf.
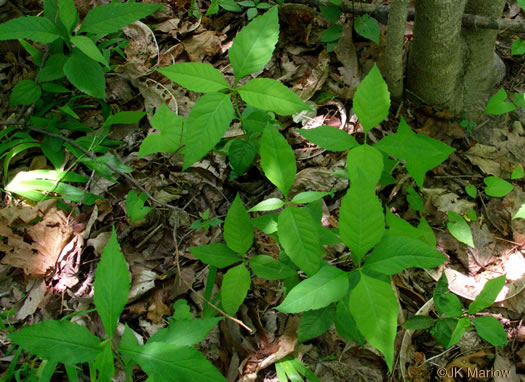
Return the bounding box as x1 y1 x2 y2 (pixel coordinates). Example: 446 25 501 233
251 213 278 234
484 88 516 115
0 16 61 43
290 191 331 204
148 318 223 346
447 317 470 348
354 15 380 43
125 190 152 224
402 315 435 330
298 125 358 152
9 320 101 364
64 50 105 99
158 63 230 93
221 264 251 315
417 217 437 247
70 36 107 66
297 306 336 343
375 118 455 186
472 316 508 347
278 207 321 276
104 111 147 127
518 0 525 12
39 53 68 82
321 25 342 43
512 39 525 55
79 3 162 35
172 299 193 321
348 270 397 371
514 204 525 220
229 138 256 176
406 186 424 212
447 211 474 248
335 299 364 345
430 317 459 348
41 135 64 168
242 107 274 136
259 126 296 198
224 194 253 254
433 273 463 317
94 340 114 382
346 144 383 190
189 243 240 268
238 78 311 116
229 6 279 79
120 342 226 382
248 255 296 280
58 0 79 33
511 167 525 179
364 235 445 274
277 265 349 313
339 186 384 265
220 0 242 12
9 80 41 106
93 228 130 338
465 184 477 198
138 104 184 159
182 92 234 170
484 176 513 197
468 275 506 315
248 198 285 212
320 5 342 23
353 64 390 135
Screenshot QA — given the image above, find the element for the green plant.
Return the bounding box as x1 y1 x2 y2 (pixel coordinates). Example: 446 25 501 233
275 356 320 382
403 273 508 349
7 228 226 381
190 208 223 231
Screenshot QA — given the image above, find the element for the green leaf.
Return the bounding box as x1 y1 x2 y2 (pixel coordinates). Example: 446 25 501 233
484 176 513 197
348 270 397 371
190 243 240 268
433 273 463 317
298 125 358 152
472 316 508 347
70 36 107 66
353 64 390 135
447 317 470 347
221 264 251 315
0 16 61 43
339 186 384 265
298 306 335 343
93 228 130 338
224 194 253 254
220 0 242 12
9 320 101 364
94 341 114 382
125 190 152 224
252 213 278 234
354 14 380 43
514 204 525 220
335 299 364 345
402 315 435 330
148 318 223 346
238 78 311 116
248 198 285 212
39 53 68 82
229 6 279 79
321 25 342 43
158 63 230 93
511 167 525 179
465 184 477 198
277 265 349 313
229 138 256 176
58 0 79 34
375 118 455 186
19 38 42 66
290 191 331 204
259 126 296 198
406 186 424 212
512 39 525 55
138 104 184 159
430 317 459 348
64 50 105 98
248 255 296 280
182 92 234 170
278 207 322 276
468 275 506 315
79 3 162 35
484 88 516 115
9 80 41 106
120 342 226 382
320 5 342 23
447 211 475 248
346 144 383 191
363 235 446 274
104 111 147 127
518 0 525 12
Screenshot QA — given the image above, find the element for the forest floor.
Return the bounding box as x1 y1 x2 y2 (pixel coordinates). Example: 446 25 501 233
2 0 525 381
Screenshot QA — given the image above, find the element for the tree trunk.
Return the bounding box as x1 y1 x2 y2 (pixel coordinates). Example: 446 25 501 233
406 0 506 119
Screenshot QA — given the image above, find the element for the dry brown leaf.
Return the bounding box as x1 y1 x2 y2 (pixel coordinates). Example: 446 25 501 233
147 288 171 324
183 31 225 62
